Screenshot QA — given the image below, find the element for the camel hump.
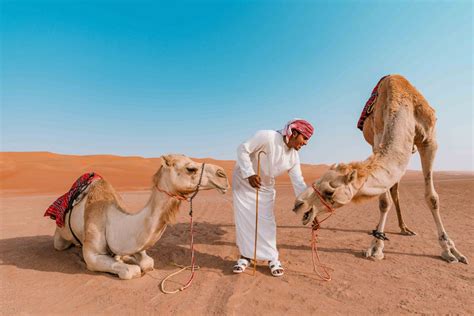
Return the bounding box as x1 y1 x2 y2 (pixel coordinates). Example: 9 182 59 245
382 75 436 116
86 179 116 203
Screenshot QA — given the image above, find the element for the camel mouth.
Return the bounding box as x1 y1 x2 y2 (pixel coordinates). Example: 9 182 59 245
302 208 314 225
209 179 229 194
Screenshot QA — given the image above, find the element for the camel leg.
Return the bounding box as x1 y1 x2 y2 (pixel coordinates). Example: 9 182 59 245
418 141 468 264
390 182 417 236
132 250 155 272
53 227 73 250
82 226 142 279
83 247 142 280
366 191 391 260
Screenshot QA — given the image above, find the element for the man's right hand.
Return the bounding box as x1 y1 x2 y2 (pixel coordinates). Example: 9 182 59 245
248 175 262 189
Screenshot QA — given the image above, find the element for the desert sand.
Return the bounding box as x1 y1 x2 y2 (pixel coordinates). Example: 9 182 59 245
1 152 473 315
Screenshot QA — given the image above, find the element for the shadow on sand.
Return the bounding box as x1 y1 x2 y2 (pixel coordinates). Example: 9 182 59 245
0 222 236 277
0 222 443 278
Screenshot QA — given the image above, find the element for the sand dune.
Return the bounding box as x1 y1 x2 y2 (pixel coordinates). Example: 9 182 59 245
0 152 330 195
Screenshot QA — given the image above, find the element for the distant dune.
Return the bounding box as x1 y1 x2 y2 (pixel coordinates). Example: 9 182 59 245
0 152 330 195
1 152 471 196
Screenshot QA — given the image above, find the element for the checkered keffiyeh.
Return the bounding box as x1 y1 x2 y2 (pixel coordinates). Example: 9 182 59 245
280 119 314 142
357 75 389 131
44 172 102 227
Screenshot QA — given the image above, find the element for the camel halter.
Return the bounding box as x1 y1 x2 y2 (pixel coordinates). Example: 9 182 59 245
310 183 336 281
160 163 205 294
252 150 266 276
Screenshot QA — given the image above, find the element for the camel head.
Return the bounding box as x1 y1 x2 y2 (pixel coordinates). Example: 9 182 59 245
154 154 229 197
293 164 358 225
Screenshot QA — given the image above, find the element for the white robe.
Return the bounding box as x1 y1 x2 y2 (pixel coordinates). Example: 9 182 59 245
233 130 307 261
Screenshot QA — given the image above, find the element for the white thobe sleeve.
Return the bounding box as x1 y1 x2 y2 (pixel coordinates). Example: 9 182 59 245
288 155 307 196
236 131 268 179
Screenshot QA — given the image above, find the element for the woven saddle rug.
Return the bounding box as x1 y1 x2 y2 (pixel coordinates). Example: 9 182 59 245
357 75 389 131
44 172 102 227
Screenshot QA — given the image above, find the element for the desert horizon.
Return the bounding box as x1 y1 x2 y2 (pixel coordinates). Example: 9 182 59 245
2 151 473 197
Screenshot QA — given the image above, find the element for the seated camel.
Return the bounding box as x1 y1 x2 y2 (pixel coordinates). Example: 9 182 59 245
293 75 467 264
52 154 229 279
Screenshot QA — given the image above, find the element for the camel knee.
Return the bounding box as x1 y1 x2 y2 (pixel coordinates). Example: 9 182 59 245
83 249 101 272
379 194 392 212
425 193 439 210
379 198 391 211
83 253 96 271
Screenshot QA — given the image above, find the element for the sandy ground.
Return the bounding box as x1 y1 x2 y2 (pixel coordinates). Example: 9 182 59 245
1 153 473 315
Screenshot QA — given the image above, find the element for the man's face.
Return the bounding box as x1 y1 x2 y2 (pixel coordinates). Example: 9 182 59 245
289 131 308 151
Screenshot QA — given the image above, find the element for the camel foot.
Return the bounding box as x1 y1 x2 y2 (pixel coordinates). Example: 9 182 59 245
118 265 142 280
439 235 468 264
139 256 154 272
441 250 458 263
449 248 468 264
365 248 384 260
140 260 154 272
400 226 417 236
365 239 384 260
458 256 469 264
133 252 154 272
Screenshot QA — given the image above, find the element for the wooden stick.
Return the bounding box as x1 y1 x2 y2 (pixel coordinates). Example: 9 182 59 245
253 150 266 276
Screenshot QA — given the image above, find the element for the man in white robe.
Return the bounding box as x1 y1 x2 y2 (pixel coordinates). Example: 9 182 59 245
232 119 314 277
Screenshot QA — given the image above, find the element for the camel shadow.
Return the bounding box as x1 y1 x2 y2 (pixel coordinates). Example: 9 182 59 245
0 222 236 277
0 235 91 276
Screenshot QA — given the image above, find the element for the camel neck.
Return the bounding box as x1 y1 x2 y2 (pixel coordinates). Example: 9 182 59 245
355 109 415 198
107 188 181 255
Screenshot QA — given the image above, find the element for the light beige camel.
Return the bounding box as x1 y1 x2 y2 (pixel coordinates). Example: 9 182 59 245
53 154 229 279
293 75 467 264
363 104 417 236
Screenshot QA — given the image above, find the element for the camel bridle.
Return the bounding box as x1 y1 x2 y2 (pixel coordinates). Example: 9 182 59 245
155 163 206 207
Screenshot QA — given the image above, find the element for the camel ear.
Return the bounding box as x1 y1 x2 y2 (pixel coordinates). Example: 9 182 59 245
345 170 357 184
329 163 337 170
160 155 174 168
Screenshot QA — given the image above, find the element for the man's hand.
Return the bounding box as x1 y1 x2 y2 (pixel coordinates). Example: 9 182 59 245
248 175 262 189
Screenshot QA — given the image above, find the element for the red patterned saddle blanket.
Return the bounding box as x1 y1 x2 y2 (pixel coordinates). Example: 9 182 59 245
44 172 102 227
357 75 389 131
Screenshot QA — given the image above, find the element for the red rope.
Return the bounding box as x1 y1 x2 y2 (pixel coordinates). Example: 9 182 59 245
181 214 196 289
160 163 205 294
155 185 188 201
160 214 197 294
310 184 335 281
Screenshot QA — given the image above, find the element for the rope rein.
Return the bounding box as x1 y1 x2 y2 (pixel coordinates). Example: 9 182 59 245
160 163 205 294
310 183 336 281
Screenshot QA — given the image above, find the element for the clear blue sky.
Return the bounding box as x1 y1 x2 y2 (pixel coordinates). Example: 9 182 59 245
1 0 472 170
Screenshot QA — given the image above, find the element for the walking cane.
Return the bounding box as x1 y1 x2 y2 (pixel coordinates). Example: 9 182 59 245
253 150 266 276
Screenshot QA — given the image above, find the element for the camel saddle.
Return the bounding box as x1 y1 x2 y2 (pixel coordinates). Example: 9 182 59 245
357 75 389 131
44 172 102 227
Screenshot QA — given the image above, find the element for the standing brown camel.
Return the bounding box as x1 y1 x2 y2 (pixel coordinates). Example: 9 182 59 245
293 75 467 264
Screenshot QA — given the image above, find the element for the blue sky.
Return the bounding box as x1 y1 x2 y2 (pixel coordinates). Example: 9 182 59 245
1 0 472 170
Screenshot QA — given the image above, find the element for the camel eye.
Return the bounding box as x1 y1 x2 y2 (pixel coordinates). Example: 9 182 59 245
323 190 334 199
186 167 198 174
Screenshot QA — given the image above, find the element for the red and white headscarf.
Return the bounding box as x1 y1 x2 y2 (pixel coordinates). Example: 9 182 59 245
279 118 314 142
